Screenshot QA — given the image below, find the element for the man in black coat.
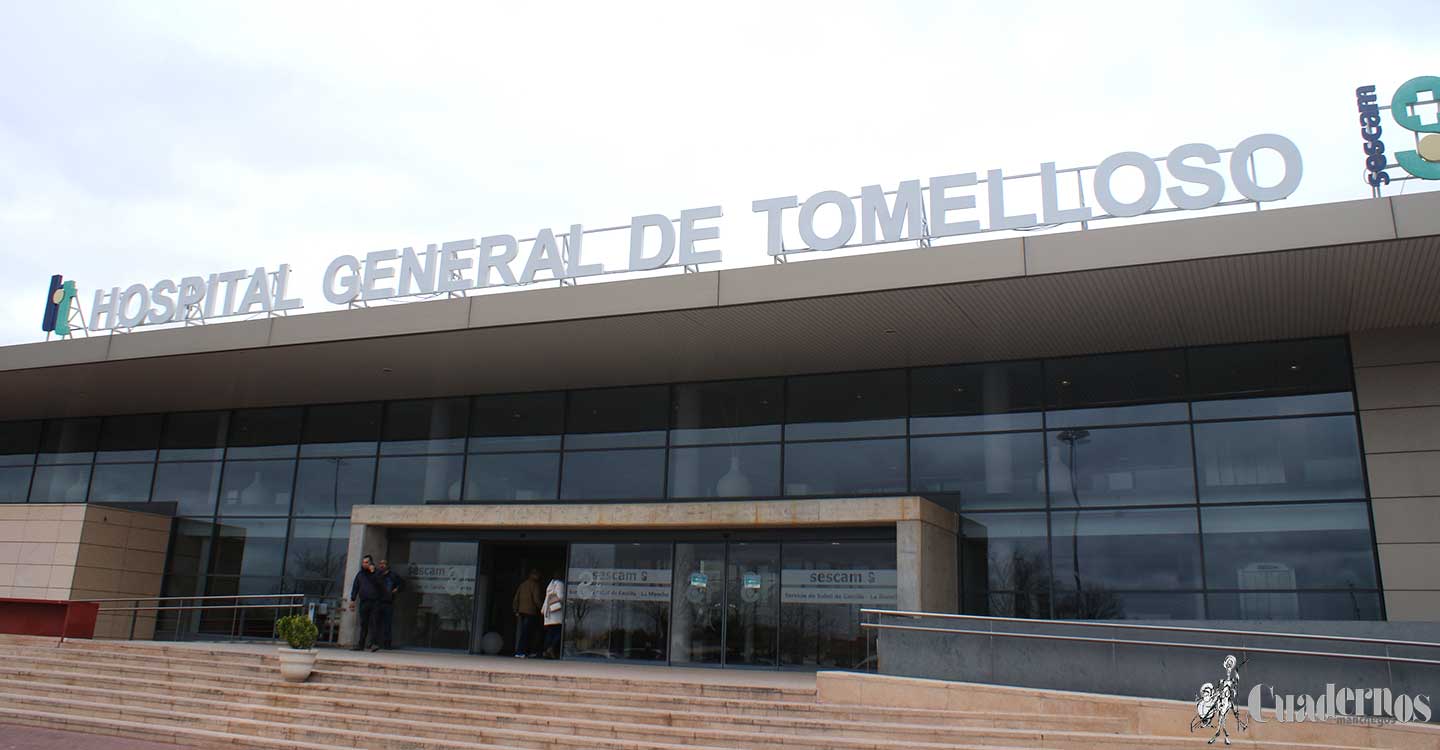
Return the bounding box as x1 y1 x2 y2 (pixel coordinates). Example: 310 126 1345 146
377 559 405 649
347 555 383 652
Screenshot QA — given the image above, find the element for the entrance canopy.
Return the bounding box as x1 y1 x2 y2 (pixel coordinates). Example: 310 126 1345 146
2 193 1438 420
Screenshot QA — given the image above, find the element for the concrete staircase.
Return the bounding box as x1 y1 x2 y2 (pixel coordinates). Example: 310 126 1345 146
0 635 1424 749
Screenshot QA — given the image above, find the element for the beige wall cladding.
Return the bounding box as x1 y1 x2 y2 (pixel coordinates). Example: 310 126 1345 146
1024 197 1396 276
1360 406 1440 454
1355 362 1440 410
717 238 1024 306
1376 543 1440 591
470 272 719 327
1384 590 1440 621
1351 325 1440 367
1371 497 1440 545
1392 191 1440 238
106 318 272 361
1355 325 1440 621
270 297 470 346
1365 451 1440 498
0 504 173 627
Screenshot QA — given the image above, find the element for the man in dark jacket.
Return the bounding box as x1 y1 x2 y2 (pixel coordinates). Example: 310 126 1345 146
347 555 383 652
377 559 404 650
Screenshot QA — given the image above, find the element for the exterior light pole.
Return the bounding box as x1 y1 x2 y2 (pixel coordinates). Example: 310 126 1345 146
1056 428 1090 617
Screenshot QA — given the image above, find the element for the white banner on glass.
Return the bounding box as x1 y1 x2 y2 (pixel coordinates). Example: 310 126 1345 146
569 567 672 601
780 569 898 587
403 563 476 596
780 569 897 606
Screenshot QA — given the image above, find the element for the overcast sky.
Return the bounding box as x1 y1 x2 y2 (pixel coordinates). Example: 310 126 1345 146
1 1 1436 346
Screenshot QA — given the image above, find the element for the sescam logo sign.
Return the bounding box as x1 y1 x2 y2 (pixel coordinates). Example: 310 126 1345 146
1356 75 1440 190
46 132 1304 337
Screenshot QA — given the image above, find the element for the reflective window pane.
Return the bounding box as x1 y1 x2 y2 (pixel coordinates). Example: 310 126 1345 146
911 433 1046 509
1189 338 1352 401
1045 349 1186 410
1201 502 1379 590
783 439 905 496
1052 591 1203 620
1045 402 1189 428
963 589 1051 619
382 398 468 455
960 512 1049 599
464 453 559 501
1206 590 1383 621
0 467 31 502
565 542 672 662
779 541 896 668
1192 392 1355 421
210 518 288 577
160 411 229 461
469 392 564 452
565 386 668 449
786 371 906 440
226 407 301 459
389 539 478 650
671 542 725 665
910 361 1043 434
284 518 349 598
218 460 296 516
89 463 155 502
1050 507 1202 593
1047 425 1194 507
1196 416 1364 502
374 455 463 504
668 444 780 499
28 464 91 502
96 414 162 463
152 462 222 516
37 417 99 464
727 541 780 667
560 450 665 500
0 421 40 467
301 403 381 457
293 457 375 516
167 519 216 578
671 379 783 446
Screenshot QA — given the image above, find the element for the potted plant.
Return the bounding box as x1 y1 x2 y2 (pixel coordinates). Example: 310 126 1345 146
275 613 320 683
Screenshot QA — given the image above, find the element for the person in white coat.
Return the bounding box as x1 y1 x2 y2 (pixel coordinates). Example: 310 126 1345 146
541 572 565 659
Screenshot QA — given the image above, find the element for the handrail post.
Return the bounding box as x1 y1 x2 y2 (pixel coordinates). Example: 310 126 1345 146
129 600 138 640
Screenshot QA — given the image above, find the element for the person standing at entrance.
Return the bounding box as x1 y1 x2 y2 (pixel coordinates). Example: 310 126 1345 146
377 559 405 650
542 571 565 659
347 555 383 652
512 568 544 658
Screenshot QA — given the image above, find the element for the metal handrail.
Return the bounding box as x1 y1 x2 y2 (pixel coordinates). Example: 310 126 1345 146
861 622 1440 667
83 593 307 642
861 608 1440 650
74 594 306 604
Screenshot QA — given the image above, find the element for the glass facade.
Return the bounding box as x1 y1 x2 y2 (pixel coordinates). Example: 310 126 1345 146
0 336 1380 623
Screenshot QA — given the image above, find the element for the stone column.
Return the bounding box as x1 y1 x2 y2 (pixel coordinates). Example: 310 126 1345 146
338 522 388 647
1352 326 1440 621
895 511 959 614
